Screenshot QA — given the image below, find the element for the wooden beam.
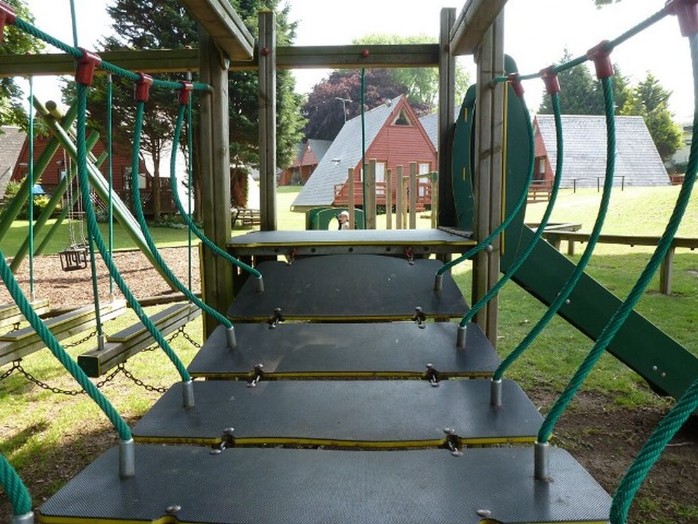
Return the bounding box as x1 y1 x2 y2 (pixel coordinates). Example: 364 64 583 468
450 0 508 55
438 8 457 227
179 0 253 61
0 44 440 78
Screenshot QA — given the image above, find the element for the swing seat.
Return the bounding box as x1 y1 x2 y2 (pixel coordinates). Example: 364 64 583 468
59 245 88 271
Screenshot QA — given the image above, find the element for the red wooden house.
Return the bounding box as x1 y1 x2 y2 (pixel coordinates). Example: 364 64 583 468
291 96 437 212
279 139 331 186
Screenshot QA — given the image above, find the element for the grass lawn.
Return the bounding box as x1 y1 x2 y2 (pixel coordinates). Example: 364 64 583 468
0 184 696 522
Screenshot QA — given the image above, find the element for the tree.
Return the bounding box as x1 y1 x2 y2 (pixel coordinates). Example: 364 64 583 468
67 0 304 219
303 69 414 140
620 73 683 160
538 51 632 115
0 0 44 129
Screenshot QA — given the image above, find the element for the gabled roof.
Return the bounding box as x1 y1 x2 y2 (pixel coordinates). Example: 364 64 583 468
291 139 332 168
419 108 460 150
536 115 670 187
292 95 404 208
0 126 26 199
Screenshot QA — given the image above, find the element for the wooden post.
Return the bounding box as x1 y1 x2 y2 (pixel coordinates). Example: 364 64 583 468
258 10 277 231
472 12 505 344
365 159 377 229
395 165 404 229
438 7 457 226
409 162 417 229
386 168 393 229
660 247 675 296
198 26 233 338
347 167 355 229
431 172 439 229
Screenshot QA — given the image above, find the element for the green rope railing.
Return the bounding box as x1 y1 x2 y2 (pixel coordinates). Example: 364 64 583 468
495 4 672 84
536 30 698 450
458 91 562 329
107 74 115 298
610 379 698 523
11 16 209 92
493 75 617 383
170 102 263 286
0 453 32 519
130 100 238 346
74 83 193 391
436 86 534 280
0 250 132 442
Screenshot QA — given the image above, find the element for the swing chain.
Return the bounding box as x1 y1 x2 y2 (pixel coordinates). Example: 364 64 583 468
179 327 201 349
0 361 21 381
118 364 168 393
63 329 97 348
0 359 122 394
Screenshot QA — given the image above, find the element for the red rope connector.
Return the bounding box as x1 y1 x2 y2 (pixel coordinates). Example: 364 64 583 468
179 82 193 105
508 73 524 97
75 48 102 86
667 0 698 36
0 1 16 44
540 66 560 95
134 73 153 103
361 49 370 58
587 41 614 79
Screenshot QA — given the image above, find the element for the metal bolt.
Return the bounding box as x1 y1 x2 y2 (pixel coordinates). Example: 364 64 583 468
443 427 455 435
166 505 181 515
476 509 492 518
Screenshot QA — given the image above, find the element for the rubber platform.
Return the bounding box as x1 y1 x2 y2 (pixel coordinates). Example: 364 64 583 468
132 379 541 447
39 446 611 524
228 254 468 321
188 322 499 379
227 228 475 256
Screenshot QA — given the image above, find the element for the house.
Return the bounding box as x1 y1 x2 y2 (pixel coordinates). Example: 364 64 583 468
535 115 671 188
292 95 437 212
0 126 26 199
418 108 460 150
279 139 331 186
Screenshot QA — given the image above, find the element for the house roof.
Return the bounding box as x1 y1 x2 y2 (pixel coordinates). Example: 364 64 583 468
536 115 670 187
419 108 460 150
0 126 26 198
291 139 332 168
292 95 404 208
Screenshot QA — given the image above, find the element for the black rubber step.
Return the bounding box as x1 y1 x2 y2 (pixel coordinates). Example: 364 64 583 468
227 254 468 321
39 445 611 524
188 322 499 379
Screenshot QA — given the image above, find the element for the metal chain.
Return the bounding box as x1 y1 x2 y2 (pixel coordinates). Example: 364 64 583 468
0 361 20 381
179 327 201 349
13 360 83 396
119 365 168 393
62 329 97 348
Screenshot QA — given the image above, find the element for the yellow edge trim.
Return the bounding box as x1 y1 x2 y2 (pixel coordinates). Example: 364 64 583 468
133 436 536 448
189 371 494 380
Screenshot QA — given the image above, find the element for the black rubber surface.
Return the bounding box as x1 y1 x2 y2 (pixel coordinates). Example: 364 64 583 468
228 255 468 320
132 379 541 446
188 322 499 379
39 446 611 524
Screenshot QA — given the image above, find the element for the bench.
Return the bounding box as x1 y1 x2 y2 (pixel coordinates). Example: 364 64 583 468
78 302 201 377
231 207 261 228
0 299 50 329
0 301 127 367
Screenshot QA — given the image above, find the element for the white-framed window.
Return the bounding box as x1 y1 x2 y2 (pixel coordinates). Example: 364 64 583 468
418 162 430 174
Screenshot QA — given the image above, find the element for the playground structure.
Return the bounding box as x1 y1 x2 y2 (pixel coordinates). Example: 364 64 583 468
0 1 697 524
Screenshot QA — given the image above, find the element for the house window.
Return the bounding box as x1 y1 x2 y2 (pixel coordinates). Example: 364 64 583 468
393 109 413 126
418 163 430 175
375 162 386 183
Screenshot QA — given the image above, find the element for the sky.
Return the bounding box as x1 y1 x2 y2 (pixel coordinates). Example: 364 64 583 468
20 0 696 122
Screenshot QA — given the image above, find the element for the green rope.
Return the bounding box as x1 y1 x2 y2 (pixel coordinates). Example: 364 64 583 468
12 17 209 92
460 92 564 327
0 453 32 516
0 250 132 441
27 77 34 301
494 76 617 382
437 91 535 277
493 4 671 84
68 0 78 47
130 101 233 330
610 379 698 524
537 36 698 445
171 104 262 280
107 75 114 297
75 83 190 382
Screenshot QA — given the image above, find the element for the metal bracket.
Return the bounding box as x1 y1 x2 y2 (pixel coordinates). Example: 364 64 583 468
212 427 236 453
412 306 427 328
267 308 284 329
247 363 264 388
425 363 441 387
404 247 415 265
443 427 463 456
